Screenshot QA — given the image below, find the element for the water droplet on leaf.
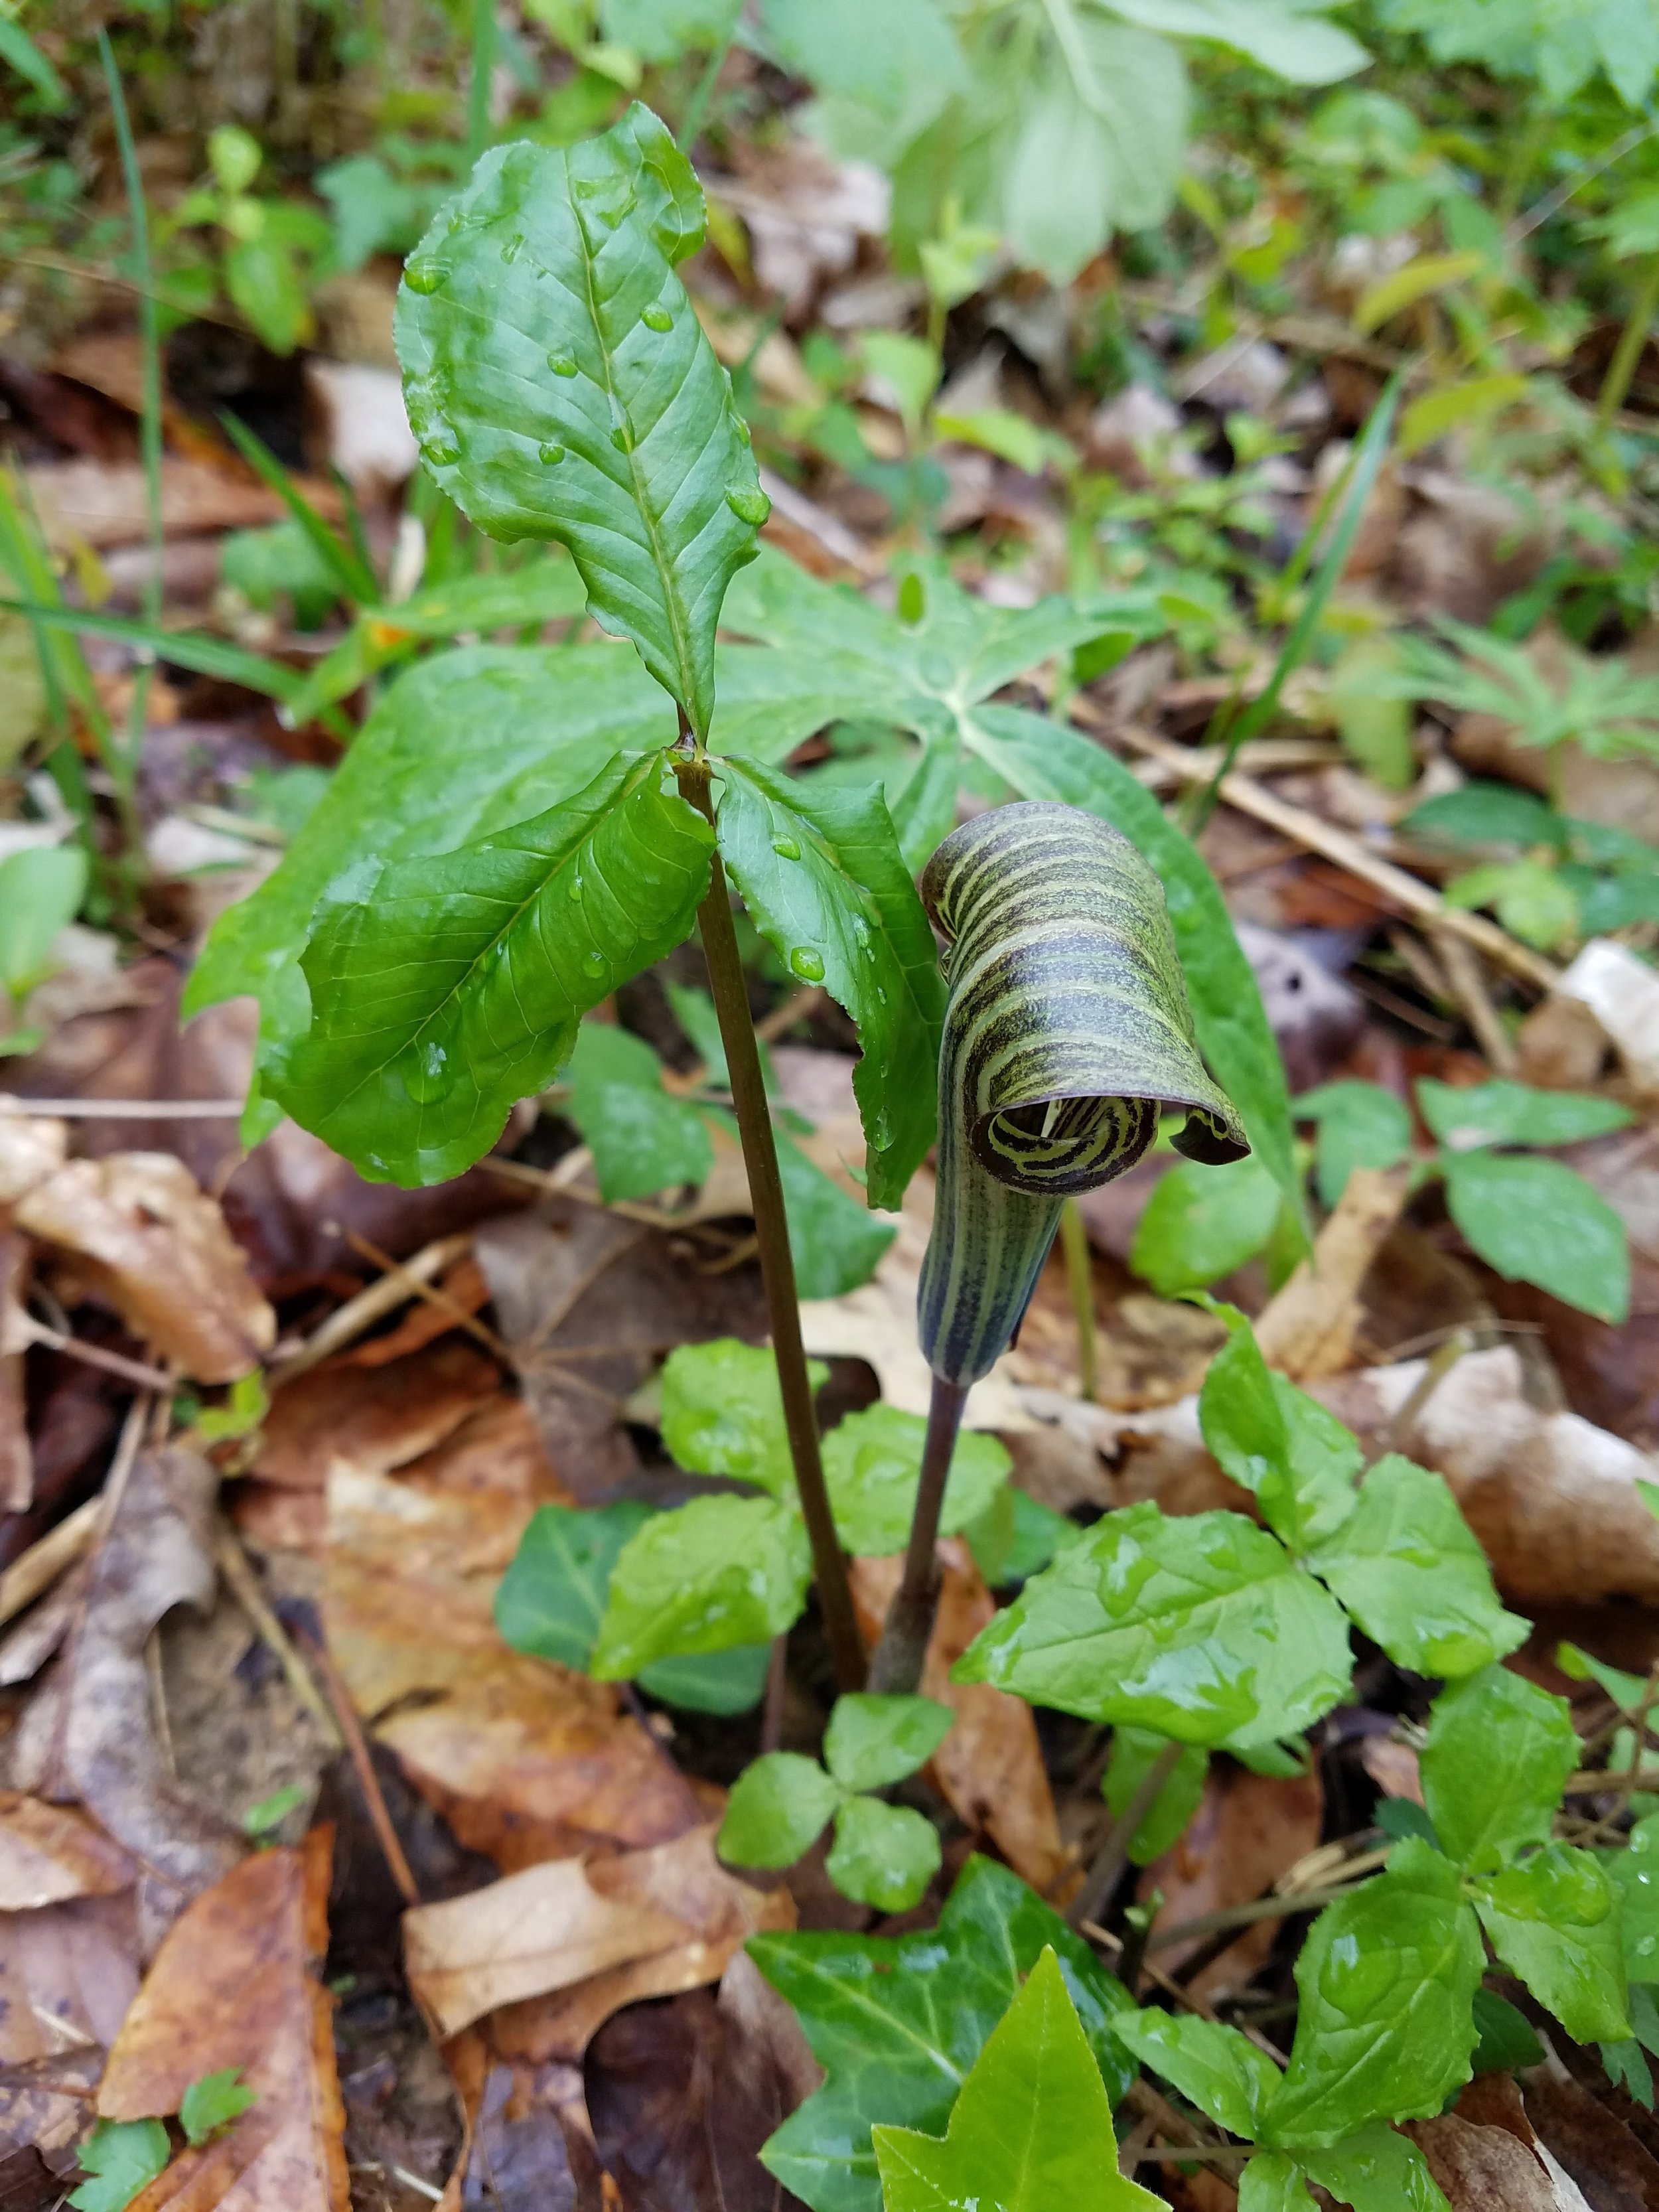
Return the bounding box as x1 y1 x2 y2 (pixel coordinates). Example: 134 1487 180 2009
548 350 578 378
770 834 800 860
725 484 770 527
789 946 825 982
538 439 565 464
425 429 461 467
404 261 443 295
641 303 674 332
735 417 753 446
567 875 585 900
583 948 607 976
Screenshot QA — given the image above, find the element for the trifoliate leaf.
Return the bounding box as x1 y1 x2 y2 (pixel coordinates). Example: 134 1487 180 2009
822 1404 1010 1556
826 1796 941 1912
590 1493 812 1675
824 1694 953 1793
719 1753 842 1868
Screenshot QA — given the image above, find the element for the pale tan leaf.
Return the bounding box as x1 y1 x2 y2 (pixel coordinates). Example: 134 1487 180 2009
0 1793 135 1909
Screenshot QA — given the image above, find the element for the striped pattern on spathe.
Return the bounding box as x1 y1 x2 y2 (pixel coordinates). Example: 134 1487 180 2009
917 801 1248 1386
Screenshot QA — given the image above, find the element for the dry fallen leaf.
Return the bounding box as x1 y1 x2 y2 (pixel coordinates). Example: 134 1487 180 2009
322 1408 705 1866
1252 1165 1411 1382
0 1894 139 2156
1409 2071 1593 2212
24 456 285 551
439 2033 603 2212
254 1339 501 1491
15 1153 275 1382
0 1792 135 1908
851 1538 1071 1900
5 1444 243 1947
405 1823 793 2044
1141 1761 1325 2002
98 1828 350 2212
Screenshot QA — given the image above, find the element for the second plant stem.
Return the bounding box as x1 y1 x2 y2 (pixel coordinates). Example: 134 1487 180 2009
867 1370 970 1694
674 751 866 1695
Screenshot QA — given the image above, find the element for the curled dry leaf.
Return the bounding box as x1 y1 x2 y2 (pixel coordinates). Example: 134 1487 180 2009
15 1153 275 1383
5 1445 243 1947
1141 1759 1325 2002
0 1232 29 1513
850 1538 1071 1900
404 1824 794 2045
440 2036 604 2212
1409 2071 1593 2212
98 1828 350 2212
1252 1165 1412 1382
322 1411 703 1866
0 1791 135 1908
252 1338 500 1493
0 1116 68 1206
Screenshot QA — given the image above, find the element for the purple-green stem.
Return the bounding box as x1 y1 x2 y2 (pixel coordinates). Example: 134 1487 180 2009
867 1370 970 1694
672 746 866 1695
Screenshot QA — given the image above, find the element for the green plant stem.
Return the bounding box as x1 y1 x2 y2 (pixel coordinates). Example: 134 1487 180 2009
678 0 742 154
467 0 496 165
96 31 159 848
672 751 866 1695
867 1371 970 1694
1068 1737 1185 1930
1059 1197 1097 1402
1598 249 1659 433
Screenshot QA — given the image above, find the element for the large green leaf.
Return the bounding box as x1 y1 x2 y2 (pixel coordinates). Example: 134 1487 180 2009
394 104 767 738
1416 1076 1634 1152
494 1499 769 1712
872 1950 1162 2212
719 1752 842 1867
1442 1149 1630 1323
1299 2126 1453 2212
713 758 946 1208
1303 1455 1528 1680
658 1336 817 1495
563 1019 713 1201
270 752 713 1184
826 1796 942 1912
963 703 1301 1238
184 642 673 1118
1104 0 1370 81
1473 1846 1630 2045
1261 1839 1483 2148
751 1855 1132 2212
953 1502 1352 1749
1611 1813 1659 1984
1129 1154 1284 1294
1110 2010 1281 2138
1295 1080 1413 1209
590 1491 812 1676
1197 1312 1361 1552
824 1404 1009 1557
823 1693 953 1793
1419 1666 1579 1874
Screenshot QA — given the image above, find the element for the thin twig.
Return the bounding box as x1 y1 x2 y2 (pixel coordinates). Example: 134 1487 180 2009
1150 1868 1380 1954
1382 1331 1473 1457
1059 1199 1098 1402
213 1522 344 1751
17 1312 177 1396
336 1224 510 1367
1432 926 1518 1074
267 1230 473 1386
0 1096 248 1118
297 1624 421 1908
1068 1739 1187 1930
761 1633 789 1755
868 1372 970 1694
0 1493 101 1627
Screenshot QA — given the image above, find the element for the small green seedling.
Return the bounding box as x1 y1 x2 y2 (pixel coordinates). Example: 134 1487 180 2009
719 1694 954 1911
242 1783 309 1841
179 2069 257 2146
0 842 87 1054
69 2119 171 2212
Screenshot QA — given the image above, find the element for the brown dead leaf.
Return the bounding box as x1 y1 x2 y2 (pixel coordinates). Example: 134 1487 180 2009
1520 2066 1659 2212
5 1445 243 1947
1252 1166 1411 1381
342 1254 492 1369
1141 1761 1325 2000
0 1889 139 2065
1408 2074 1592 2212
405 1824 793 2044
0 1792 135 1907
98 1828 350 2212
15 1153 275 1382
0 1116 66 1205
585 1954 822 2212
323 1410 703 1866
851 1540 1070 1899
24 457 285 552
1359 1737 1424 1806
0 1232 29 1514
254 1339 500 1491
439 2037 603 2212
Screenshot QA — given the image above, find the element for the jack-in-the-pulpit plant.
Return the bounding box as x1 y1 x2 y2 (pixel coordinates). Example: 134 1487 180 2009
868 800 1247 1690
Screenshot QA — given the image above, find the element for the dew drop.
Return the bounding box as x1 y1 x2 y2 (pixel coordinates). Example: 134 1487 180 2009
611 421 632 454
425 429 461 467
725 483 770 527
641 303 674 332
538 439 566 464
770 834 800 860
789 946 826 983
582 948 607 977
735 417 753 446
567 875 585 900
547 350 579 378
404 261 443 295
502 231 525 264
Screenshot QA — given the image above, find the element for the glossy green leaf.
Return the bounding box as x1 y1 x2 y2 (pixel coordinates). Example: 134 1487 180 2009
68 2120 171 2212
1609 1813 1659 1983
751 1854 1133 2212
822 1404 1010 1556
1295 1080 1413 1209
1129 1154 1283 1295
395 105 767 738
1300 2124 1453 2212
871 1950 1162 2212
0 844 86 1000
591 1492 812 1676
1471 1986 1545 2073
768 1118 899 1297
824 1694 953 1793
827 1796 942 1912
713 758 945 1209
963 705 1301 1236
719 1753 842 1868
964 1484 1081 1586
495 1499 768 1711
1197 1311 1361 1550
1103 1727 1209 1865
658 1336 824 1496
954 1502 1353 1750
1401 782 1563 851
386 556 589 637
186 643 674 1129
1238 2154 1315 2212
1111 2008 1281 2137
271 752 713 1185
564 1020 712 1201
1260 1839 1483 2148
179 2069 256 2147
1106 0 1370 82
1420 1666 1579 1873
1443 1149 1629 1324
1417 1076 1634 1152
1303 1455 1527 1679
1473 1845 1630 2044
